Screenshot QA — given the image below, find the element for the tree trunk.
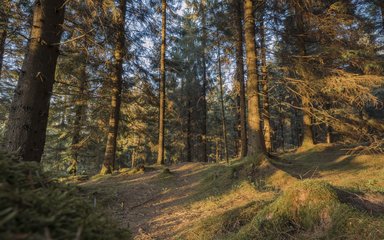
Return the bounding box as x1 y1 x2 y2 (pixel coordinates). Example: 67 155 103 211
157 0 167 165
200 0 208 162
187 99 192 162
100 0 127 174
234 0 247 158
293 3 315 148
243 0 263 156
0 0 9 79
5 0 65 162
260 8 272 152
217 36 229 164
70 54 87 176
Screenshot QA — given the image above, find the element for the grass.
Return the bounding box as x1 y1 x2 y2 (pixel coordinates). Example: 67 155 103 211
177 146 384 240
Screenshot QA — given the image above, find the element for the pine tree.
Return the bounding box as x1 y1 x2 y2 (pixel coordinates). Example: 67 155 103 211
5 0 66 162
243 0 263 156
100 0 127 174
157 0 167 165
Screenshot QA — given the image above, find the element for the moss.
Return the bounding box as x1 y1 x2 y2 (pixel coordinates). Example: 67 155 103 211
232 180 384 240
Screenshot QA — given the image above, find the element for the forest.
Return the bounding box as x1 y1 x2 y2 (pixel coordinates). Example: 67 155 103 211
0 0 384 239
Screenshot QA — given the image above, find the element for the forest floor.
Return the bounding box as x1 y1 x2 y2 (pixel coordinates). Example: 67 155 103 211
79 144 384 240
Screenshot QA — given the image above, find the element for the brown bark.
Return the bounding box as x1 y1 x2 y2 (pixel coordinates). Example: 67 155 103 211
234 0 247 158
243 0 263 156
260 9 272 152
100 0 127 174
5 0 65 162
157 0 167 165
200 0 208 162
293 2 314 148
0 0 9 79
217 35 229 164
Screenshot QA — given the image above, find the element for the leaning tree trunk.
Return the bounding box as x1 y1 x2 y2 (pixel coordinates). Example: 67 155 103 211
234 0 247 158
5 0 65 162
217 36 229 164
200 0 208 162
260 7 272 152
243 0 264 156
157 0 167 165
100 0 127 174
0 0 9 79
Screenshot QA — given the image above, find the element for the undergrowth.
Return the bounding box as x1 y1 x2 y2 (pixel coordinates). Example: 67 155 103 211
181 155 384 240
0 151 130 240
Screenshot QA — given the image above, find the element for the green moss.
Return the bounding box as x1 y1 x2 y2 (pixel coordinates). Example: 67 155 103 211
232 180 384 240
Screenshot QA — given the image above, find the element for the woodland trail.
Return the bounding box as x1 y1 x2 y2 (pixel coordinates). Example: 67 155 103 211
79 148 384 239
81 162 253 240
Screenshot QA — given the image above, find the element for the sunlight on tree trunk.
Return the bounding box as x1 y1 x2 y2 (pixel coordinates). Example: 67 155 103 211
157 0 167 165
101 0 127 174
243 0 263 156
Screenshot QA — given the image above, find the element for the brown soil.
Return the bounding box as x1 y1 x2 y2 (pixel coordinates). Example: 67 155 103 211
80 162 258 240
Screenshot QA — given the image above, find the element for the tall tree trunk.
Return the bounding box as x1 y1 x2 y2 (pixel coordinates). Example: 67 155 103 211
243 0 263 156
187 99 192 162
200 0 208 162
157 0 167 165
70 54 88 176
260 8 272 152
0 0 9 79
5 0 65 162
217 36 229 164
293 2 314 148
100 0 127 174
234 0 247 158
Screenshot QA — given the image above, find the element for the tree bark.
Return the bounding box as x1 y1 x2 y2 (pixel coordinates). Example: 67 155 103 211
70 53 88 176
187 99 192 162
0 0 9 79
234 0 247 158
217 36 229 164
5 0 65 162
260 8 272 152
157 0 167 165
293 2 314 148
243 0 263 156
100 0 127 174
200 0 208 162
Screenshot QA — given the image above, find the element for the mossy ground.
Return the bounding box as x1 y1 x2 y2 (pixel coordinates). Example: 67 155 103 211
66 145 384 239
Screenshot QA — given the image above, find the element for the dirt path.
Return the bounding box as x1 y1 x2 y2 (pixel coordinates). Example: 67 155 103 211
81 163 219 239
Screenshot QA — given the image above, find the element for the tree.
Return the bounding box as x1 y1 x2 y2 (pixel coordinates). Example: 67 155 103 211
243 0 263 155
217 33 229 163
5 0 66 162
200 0 208 162
157 0 167 165
100 0 127 174
233 0 247 158
0 0 9 79
259 0 272 152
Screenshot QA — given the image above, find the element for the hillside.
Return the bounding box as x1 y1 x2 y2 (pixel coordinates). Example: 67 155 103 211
80 146 384 239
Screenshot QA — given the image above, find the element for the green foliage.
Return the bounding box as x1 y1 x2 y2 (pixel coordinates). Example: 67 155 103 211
0 151 130 240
